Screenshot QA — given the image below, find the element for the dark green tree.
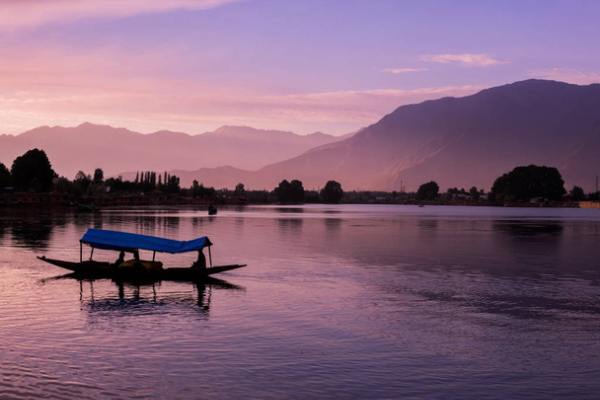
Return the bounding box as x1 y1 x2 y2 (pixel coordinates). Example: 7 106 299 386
491 165 566 203
166 175 180 193
275 180 291 203
93 168 104 184
570 185 586 201
416 181 439 201
469 186 480 200
274 179 304 203
235 183 246 195
74 171 92 194
289 179 305 203
54 176 77 194
190 180 215 198
320 180 344 203
0 162 11 189
11 149 56 192
192 180 201 197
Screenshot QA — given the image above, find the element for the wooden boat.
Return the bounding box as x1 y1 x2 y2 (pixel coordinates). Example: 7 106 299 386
38 228 246 282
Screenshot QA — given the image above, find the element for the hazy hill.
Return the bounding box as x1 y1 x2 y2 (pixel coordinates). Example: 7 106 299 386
0 123 339 178
4 80 600 192
176 80 600 191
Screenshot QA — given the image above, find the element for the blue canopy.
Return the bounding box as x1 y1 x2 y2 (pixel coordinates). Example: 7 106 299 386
80 229 212 254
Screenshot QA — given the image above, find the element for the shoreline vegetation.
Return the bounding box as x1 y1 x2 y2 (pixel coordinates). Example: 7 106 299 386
0 148 598 210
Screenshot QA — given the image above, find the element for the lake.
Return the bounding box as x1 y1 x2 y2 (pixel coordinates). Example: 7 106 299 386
1 204 600 399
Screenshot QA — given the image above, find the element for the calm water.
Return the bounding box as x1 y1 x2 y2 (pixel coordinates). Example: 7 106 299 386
2 205 600 399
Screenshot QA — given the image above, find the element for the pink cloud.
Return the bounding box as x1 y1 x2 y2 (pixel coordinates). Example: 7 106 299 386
0 43 484 135
382 67 426 74
421 53 505 67
0 54 483 136
0 0 237 30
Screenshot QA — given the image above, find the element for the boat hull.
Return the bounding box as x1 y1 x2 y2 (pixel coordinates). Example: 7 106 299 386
38 256 246 282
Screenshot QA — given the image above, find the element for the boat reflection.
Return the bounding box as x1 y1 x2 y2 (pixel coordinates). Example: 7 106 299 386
43 273 244 316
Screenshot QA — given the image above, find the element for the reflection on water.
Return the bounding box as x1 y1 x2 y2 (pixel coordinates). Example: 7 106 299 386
277 217 303 235
416 289 600 320
40 273 244 318
2 205 600 399
274 207 305 214
494 220 564 236
78 279 242 318
9 212 57 249
323 218 341 234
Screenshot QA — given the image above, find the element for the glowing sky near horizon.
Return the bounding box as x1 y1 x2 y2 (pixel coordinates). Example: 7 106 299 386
1 0 599 135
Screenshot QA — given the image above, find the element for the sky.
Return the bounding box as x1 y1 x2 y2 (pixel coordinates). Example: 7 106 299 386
1 0 599 135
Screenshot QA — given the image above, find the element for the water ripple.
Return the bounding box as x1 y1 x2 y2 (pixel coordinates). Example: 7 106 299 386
2 206 600 398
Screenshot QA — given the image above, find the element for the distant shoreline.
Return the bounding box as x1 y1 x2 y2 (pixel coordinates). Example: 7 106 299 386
0 192 588 210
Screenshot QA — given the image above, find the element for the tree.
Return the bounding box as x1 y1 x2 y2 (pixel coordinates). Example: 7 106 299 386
11 149 56 192
93 168 104 184
166 174 180 193
54 176 73 193
416 181 439 201
320 180 344 203
289 180 305 203
235 183 246 195
275 180 291 203
570 185 586 201
491 165 566 203
192 180 201 197
0 162 11 189
191 180 216 198
74 170 92 193
274 179 305 203
446 187 458 199
469 186 480 200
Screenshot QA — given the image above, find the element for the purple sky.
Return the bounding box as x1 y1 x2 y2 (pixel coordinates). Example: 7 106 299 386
1 0 599 135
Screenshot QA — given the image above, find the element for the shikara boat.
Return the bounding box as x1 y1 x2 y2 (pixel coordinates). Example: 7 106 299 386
38 228 246 281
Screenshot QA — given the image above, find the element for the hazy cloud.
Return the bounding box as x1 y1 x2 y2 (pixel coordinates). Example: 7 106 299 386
0 76 483 136
421 53 505 67
0 41 485 135
382 67 426 74
0 0 237 30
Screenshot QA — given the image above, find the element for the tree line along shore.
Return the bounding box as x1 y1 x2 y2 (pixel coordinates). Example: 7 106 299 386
0 149 598 209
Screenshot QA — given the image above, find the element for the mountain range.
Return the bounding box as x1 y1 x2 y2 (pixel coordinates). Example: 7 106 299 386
0 124 340 178
2 79 600 192
169 79 600 191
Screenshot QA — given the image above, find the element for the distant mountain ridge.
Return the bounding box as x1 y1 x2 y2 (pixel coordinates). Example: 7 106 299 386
0 123 340 178
171 79 600 191
4 79 600 192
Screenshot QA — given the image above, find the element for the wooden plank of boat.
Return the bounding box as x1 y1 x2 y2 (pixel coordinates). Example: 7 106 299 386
37 256 246 281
